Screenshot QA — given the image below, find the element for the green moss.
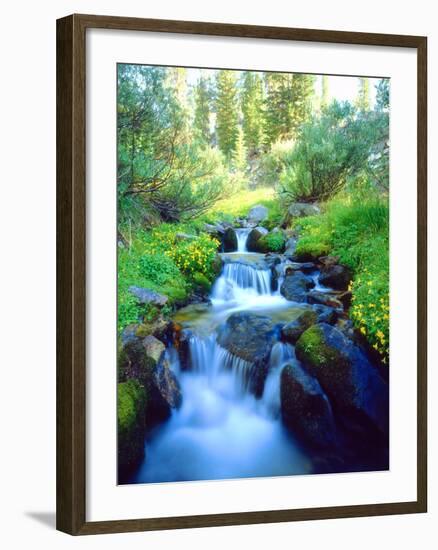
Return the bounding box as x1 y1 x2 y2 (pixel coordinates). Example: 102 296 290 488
192 271 212 292
257 232 286 253
118 380 147 471
295 325 341 368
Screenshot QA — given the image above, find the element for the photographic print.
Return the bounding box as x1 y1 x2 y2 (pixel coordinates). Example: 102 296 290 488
116 64 390 485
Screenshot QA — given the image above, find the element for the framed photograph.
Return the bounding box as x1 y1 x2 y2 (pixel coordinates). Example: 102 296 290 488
56 14 427 535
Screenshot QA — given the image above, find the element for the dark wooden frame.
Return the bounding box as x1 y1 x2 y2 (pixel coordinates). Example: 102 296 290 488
57 13 427 535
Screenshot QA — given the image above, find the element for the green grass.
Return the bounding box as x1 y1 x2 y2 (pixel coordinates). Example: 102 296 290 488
208 186 283 229
118 222 220 331
294 193 389 361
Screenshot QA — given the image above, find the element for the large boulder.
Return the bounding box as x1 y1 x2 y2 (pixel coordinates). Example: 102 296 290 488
319 264 352 290
248 204 269 223
307 290 344 310
280 362 337 449
281 309 318 344
117 379 147 477
280 272 315 302
118 334 182 427
217 312 276 396
284 202 320 225
129 286 168 307
295 324 389 438
246 226 268 252
222 227 238 252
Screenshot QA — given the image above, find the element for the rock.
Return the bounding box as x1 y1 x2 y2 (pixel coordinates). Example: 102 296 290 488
118 380 147 476
312 304 338 325
147 353 182 426
175 232 197 242
319 264 352 290
295 324 389 438
284 261 316 275
246 226 268 252
118 334 182 428
307 290 344 310
204 222 225 235
281 310 318 344
284 202 320 225
318 255 340 268
173 327 193 370
280 272 315 302
336 290 353 310
222 227 238 252
128 286 168 307
142 335 166 364
281 363 337 449
217 312 276 396
248 204 269 223
284 237 297 257
135 317 173 343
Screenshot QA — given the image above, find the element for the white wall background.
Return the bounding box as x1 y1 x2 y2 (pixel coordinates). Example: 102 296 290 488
0 0 436 547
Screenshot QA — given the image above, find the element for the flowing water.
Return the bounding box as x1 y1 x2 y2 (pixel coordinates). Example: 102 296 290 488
130 233 315 484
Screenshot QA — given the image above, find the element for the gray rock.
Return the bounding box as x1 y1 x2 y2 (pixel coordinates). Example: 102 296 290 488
307 290 344 310
248 204 269 223
129 286 168 307
319 264 352 290
281 309 318 344
281 362 337 449
222 227 238 252
246 226 269 252
217 312 276 396
280 272 315 302
295 323 389 438
287 202 320 219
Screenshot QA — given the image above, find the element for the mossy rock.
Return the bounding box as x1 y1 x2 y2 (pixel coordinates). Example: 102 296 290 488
192 271 212 293
281 309 318 344
295 323 389 438
118 380 147 474
256 232 286 253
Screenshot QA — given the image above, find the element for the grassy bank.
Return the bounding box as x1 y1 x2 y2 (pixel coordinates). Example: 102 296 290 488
118 222 220 331
294 194 389 362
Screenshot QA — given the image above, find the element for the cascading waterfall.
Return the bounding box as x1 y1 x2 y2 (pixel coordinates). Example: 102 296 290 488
235 228 251 253
130 233 312 484
189 333 257 396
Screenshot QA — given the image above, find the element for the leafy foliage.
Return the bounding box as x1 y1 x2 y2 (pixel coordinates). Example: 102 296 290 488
279 102 388 202
294 193 389 360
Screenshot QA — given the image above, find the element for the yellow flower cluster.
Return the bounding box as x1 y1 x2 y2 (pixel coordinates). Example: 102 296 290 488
350 276 389 363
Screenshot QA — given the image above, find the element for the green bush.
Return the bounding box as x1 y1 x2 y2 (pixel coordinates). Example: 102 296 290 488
257 231 286 253
279 102 387 203
295 193 389 361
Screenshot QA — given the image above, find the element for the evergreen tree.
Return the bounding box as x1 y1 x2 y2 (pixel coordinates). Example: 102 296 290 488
321 75 330 110
290 74 315 133
376 79 390 111
194 76 211 143
241 72 264 153
215 70 239 159
356 77 371 112
233 127 247 171
264 72 315 145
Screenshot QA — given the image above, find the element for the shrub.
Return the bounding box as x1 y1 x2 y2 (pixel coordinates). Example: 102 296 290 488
279 102 385 203
257 231 286 253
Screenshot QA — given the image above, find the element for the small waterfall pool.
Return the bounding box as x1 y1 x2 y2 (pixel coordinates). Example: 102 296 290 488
129 233 315 484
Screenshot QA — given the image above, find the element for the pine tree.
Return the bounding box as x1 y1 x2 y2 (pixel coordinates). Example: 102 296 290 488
264 72 315 145
321 75 330 110
215 70 239 159
233 126 247 171
290 74 315 134
356 77 371 112
241 72 264 154
194 76 211 143
376 79 389 111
